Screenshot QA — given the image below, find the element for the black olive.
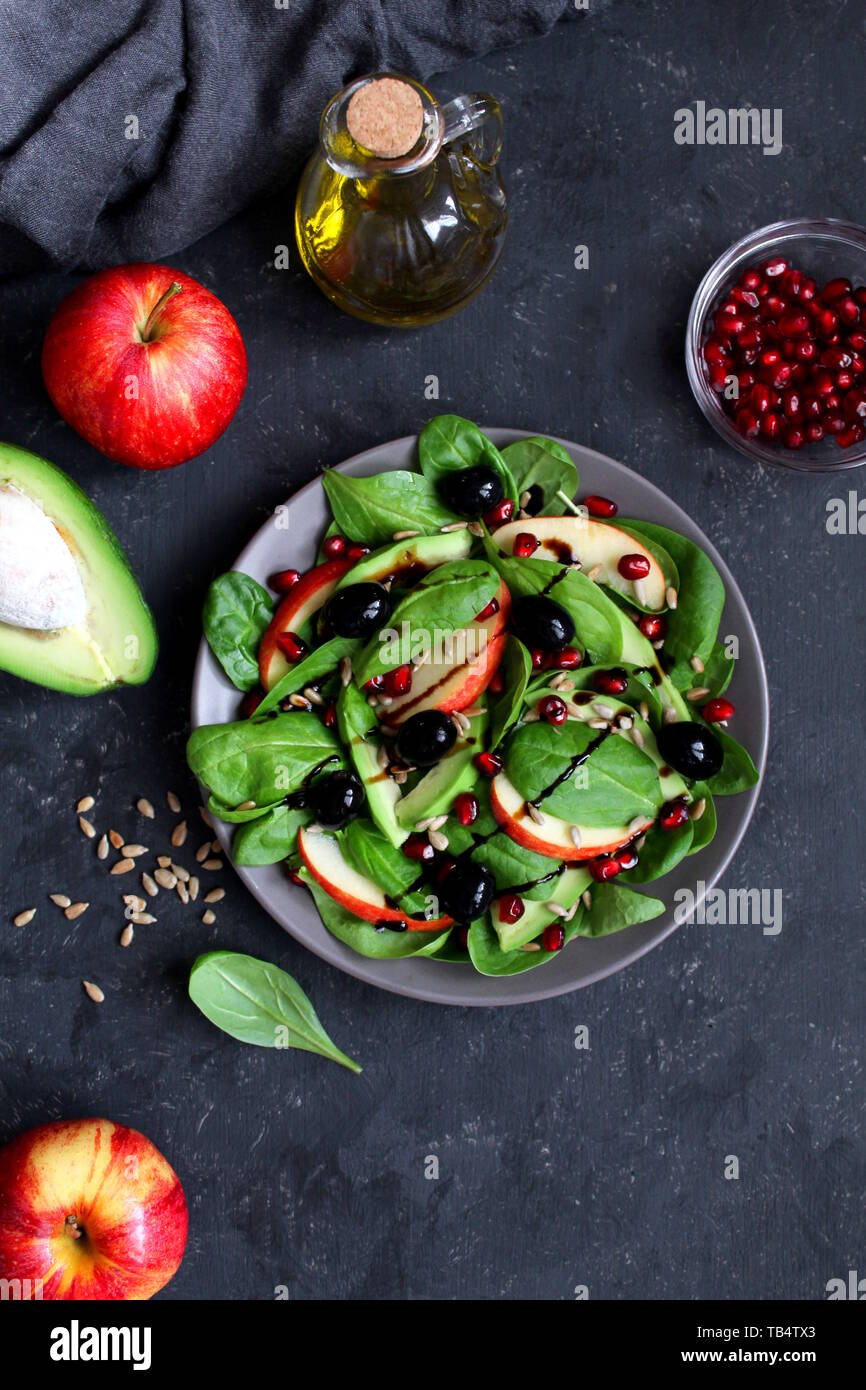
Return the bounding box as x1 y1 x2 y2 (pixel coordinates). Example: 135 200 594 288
657 721 723 780
395 710 457 767
439 862 495 923
512 595 575 650
324 583 391 638
438 465 503 519
308 770 365 827
523 483 545 516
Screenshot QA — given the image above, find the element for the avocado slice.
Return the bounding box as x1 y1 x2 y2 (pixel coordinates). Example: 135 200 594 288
611 606 689 723
0 443 157 694
494 865 590 951
396 706 488 827
333 529 473 591
337 681 407 848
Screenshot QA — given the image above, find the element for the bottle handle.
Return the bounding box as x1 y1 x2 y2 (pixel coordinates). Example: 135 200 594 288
440 93 503 163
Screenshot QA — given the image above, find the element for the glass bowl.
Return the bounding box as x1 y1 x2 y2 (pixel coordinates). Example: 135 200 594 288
685 218 866 472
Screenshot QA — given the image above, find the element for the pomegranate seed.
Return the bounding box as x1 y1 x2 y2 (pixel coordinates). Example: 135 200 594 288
813 370 835 396
735 408 759 438
703 341 728 366
737 370 756 392
771 363 792 389
268 567 301 592
762 257 787 278
322 701 337 728
759 412 781 440
717 312 746 335
276 631 307 662
778 312 810 338
498 894 524 924
758 347 780 368
541 922 566 952
588 856 621 883
750 382 771 414
795 340 817 361
403 834 435 863
488 667 505 694
241 688 263 717
846 331 866 352
702 698 735 723
513 532 540 558
593 668 628 695
850 355 865 374
346 542 370 562
454 792 479 826
382 664 411 696
538 695 568 725
288 869 304 886
483 498 515 528
824 392 841 413
764 295 787 319
739 269 761 291
638 614 666 640
322 534 348 558
615 844 639 870
529 648 549 671
553 647 583 669
856 288 866 308
362 674 384 692
816 308 839 338
837 426 865 449
659 799 689 831
708 363 728 391
782 389 801 420
799 278 817 301
783 425 804 449
806 422 824 443
843 388 866 421
821 277 852 301
781 269 803 299
475 597 500 622
801 393 822 419
820 347 852 370
836 371 854 392
474 751 502 778
618 553 651 580
824 414 846 435
584 494 618 517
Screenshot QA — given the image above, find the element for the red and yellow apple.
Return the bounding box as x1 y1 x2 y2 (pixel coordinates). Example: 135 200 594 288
0 1118 187 1300
41 263 247 470
298 828 452 931
258 557 354 690
490 768 652 860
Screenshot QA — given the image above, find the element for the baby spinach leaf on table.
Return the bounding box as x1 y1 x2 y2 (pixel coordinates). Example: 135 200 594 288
232 805 311 866
339 819 430 917
353 559 501 684
500 436 578 514
322 469 459 545
704 728 760 796
187 712 344 807
203 572 273 692
255 636 360 716
301 872 450 960
620 818 694 883
484 545 623 664
618 519 725 665
686 784 717 854
188 950 361 1071
576 882 665 937
489 636 532 749
418 414 518 504
506 721 664 826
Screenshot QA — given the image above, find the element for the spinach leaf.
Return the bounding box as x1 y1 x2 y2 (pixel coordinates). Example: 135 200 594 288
686 785 717 854
418 415 518 504
506 720 664 826
500 436 578 513
489 635 532 749
531 662 663 726
207 795 279 824
485 545 623 664
188 950 361 1071
340 819 430 917
576 882 665 937
336 678 377 743
255 636 359 716
468 913 566 976
620 818 694 883
704 728 760 796
618 519 725 665
187 712 344 807
322 469 459 544
471 833 567 901
233 805 311 865
302 872 450 960
203 572 273 691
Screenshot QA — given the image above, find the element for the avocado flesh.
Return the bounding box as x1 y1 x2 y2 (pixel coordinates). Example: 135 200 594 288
494 866 590 951
396 708 488 827
0 443 157 694
337 681 407 848
334 529 473 591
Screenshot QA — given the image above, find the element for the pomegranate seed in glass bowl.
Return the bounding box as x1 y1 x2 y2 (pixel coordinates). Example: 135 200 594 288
685 218 866 472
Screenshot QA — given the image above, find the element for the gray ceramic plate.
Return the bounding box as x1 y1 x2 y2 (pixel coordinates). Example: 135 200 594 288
191 431 769 1006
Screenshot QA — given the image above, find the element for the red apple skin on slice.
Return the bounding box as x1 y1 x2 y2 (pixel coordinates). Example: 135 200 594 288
382 580 510 724
297 828 452 932
259 558 354 690
489 770 652 861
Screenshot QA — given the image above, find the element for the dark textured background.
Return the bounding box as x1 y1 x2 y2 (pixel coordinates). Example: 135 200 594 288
1 0 863 1300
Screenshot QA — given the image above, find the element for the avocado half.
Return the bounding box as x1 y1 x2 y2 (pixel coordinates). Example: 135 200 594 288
0 442 157 694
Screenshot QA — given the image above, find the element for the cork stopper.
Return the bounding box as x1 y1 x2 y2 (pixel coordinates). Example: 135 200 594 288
345 77 424 159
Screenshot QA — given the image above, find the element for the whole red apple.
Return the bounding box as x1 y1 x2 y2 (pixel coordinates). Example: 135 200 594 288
41 262 247 469
0 1118 188 1299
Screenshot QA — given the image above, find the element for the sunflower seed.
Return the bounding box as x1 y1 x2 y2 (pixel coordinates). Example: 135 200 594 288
666 586 678 610
564 902 579 922
50 893 72 908
171 863 190 883
635 835 646 850
157 855 172 867
519 490 531 509
521 942 542 953
527 803 545 826
303 686 324 706
130 911 157 925
176 880 190 905
123 895 146 913
593 701 615 719
414 817 434 832
78 816 96 839
564 700 584 717
163 791 180 814
663 707 679 724
548 673 567 690
428 829 449 852
690 797 707 822
580 891 593 915
569 825 582 848
617 714 633 731
639 701 649 720
195 842 211 863
340 656 353 687
233 801 256 814
202 909 216 925
76 795 95 814
82 980 104 1004
110 858 135 875
392 529 420 540
189 876 200 901
690 655 705 673
412 648 430 668
440 521 469 532
204 888 225 904
154 868 177 889
451 710 471 734
95 834 108 860
467 521 484 537
137 797 155 819
109 829 124 849
122 843 148 859
13 908 35 927
652 639 665 650
199 805 213 827
523 708 540 722
378 694 393 706
367 695 379 709
628 816 646 834
545 900 568 918
557 679 575 692
631 726 644 749
170 820 188 847
202 858 223 871
588 717 609 730
376 743 390 770
686 686 711 702
587 564 602 581
634 580 647 607
120 924 134 948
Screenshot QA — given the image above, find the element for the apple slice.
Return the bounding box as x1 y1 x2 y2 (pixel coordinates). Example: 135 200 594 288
382 579 510 725
259 557 353 690
297 827 452 932
492 516 666 611
489 769 652 861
